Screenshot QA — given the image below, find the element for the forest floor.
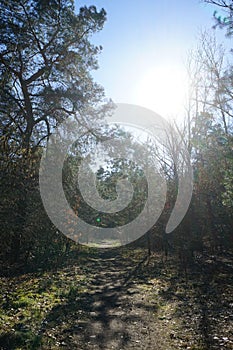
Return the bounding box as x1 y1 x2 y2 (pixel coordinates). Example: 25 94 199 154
0 247 232 350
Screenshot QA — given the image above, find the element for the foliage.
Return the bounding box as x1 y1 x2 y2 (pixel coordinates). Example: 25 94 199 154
0 0 107 149
0 0 109 266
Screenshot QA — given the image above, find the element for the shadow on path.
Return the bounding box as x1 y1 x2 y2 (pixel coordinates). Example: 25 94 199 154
41 249 160 349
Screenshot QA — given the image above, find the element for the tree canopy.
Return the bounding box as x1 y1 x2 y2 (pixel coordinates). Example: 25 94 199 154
0 0 107 149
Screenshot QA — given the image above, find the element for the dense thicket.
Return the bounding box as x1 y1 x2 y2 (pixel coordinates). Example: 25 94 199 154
0 0 109 267
148 4 233 261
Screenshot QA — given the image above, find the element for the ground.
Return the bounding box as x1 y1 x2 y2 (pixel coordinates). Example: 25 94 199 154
0 247 232 350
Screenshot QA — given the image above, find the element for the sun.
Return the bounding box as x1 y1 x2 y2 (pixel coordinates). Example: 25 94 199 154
133 64 188 120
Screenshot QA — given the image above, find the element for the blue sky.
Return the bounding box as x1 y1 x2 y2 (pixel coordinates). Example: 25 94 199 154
75 0 227 119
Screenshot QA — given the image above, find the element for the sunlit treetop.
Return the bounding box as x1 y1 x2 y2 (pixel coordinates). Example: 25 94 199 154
0 0 109 150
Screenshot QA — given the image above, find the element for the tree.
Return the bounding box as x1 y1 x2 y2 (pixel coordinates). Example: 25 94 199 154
203 1 233 242
0 0 107 150
62 128 150 246
0 0 109 265
204 0 233 35
183 31 233 254
186 32 231 135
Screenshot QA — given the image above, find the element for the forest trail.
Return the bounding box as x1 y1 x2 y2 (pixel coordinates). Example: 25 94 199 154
62 249 174 350
0 248 232 350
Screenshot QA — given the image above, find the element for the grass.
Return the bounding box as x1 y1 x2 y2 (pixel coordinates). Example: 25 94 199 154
0 255 90 349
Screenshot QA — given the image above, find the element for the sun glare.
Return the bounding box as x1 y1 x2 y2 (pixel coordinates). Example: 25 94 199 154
133 65 188 120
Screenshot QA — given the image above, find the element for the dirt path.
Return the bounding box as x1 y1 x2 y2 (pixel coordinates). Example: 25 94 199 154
36 249 179 350
62 250 173 350
0 248 232 349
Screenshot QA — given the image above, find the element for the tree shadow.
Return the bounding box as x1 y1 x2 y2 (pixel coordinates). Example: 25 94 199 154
158 252 233 350
38 249 158 349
